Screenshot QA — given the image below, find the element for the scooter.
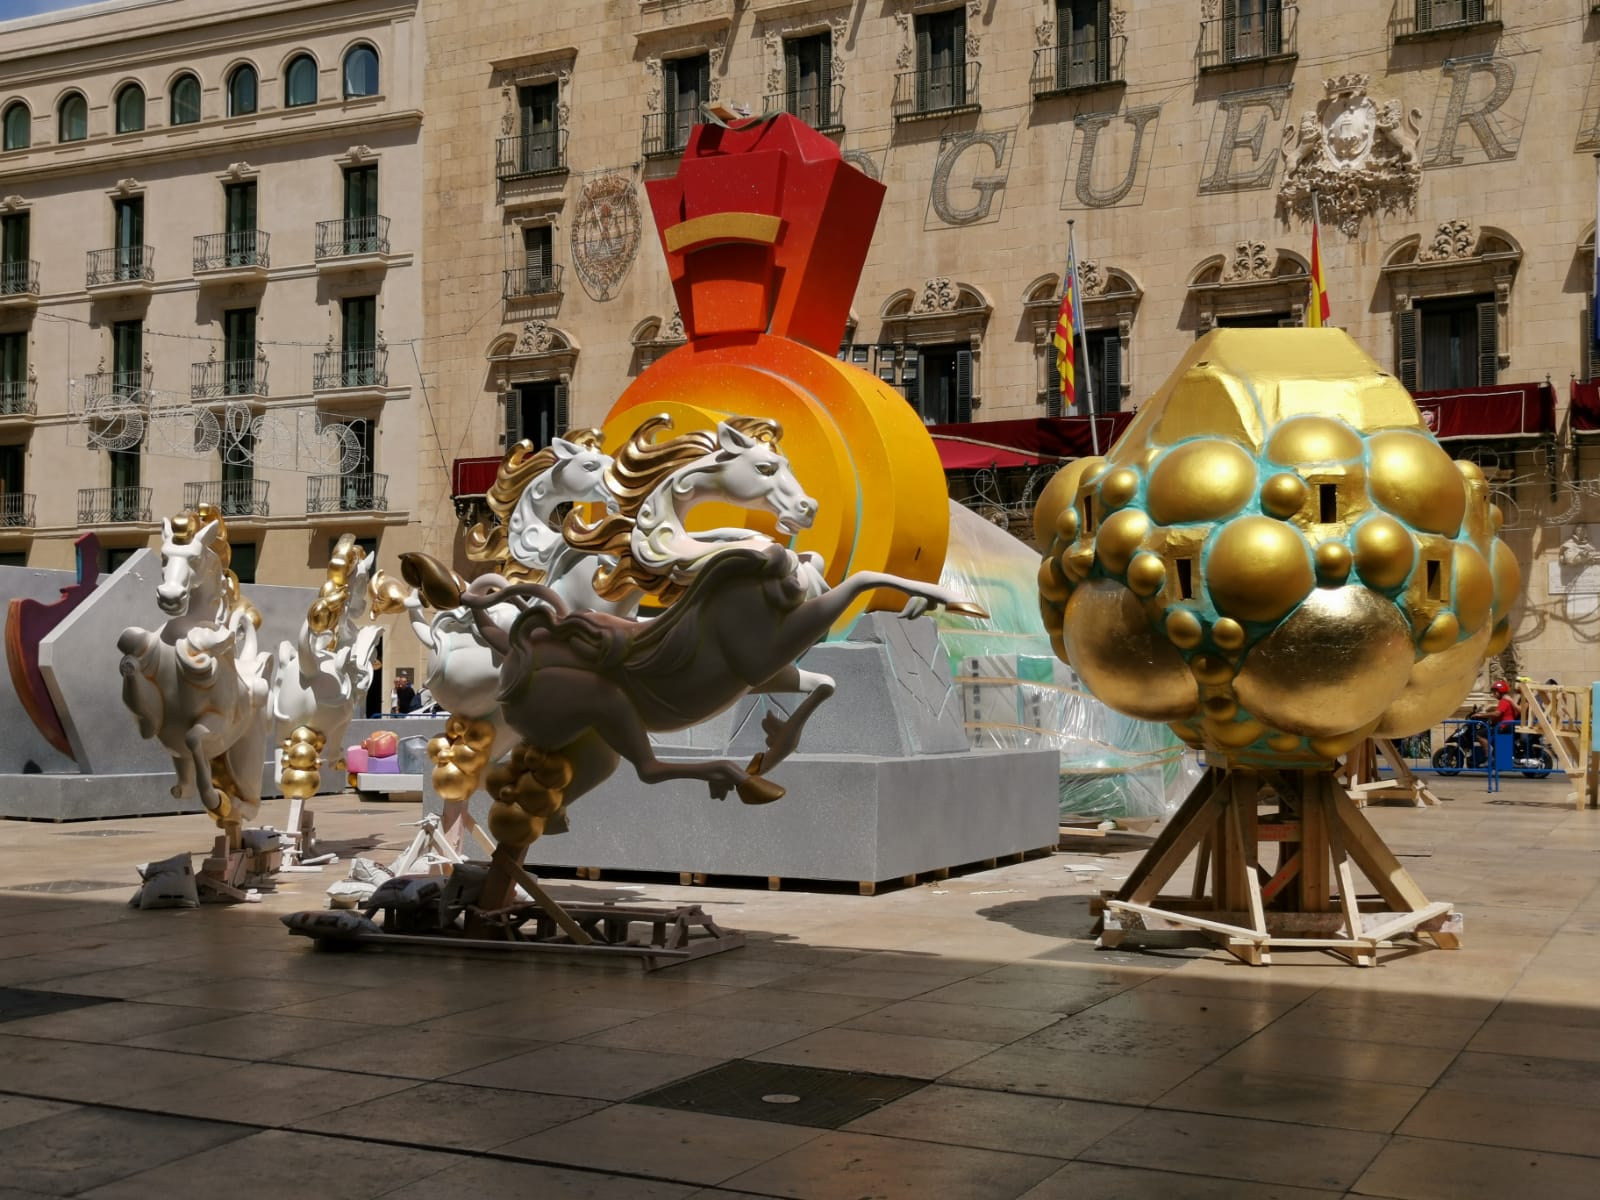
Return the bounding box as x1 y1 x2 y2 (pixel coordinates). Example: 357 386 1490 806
1432 709 1555 778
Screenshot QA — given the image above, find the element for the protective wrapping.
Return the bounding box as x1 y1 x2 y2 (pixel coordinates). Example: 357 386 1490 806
933 502 1200 820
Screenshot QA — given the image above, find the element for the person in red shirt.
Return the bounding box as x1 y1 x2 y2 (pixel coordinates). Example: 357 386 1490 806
1491 680 1519 731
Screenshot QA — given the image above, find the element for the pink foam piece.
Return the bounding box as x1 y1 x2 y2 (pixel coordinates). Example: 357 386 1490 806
345 746 369 772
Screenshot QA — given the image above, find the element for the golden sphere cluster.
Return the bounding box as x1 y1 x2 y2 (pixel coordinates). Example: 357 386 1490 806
1035 330 1521 767
485 743 575 846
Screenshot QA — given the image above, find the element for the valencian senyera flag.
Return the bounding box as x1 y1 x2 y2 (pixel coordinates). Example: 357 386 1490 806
1054 241 1082 410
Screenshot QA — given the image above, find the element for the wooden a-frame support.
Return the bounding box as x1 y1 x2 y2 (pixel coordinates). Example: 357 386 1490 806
1341 738 1441 809
1097 766 1461 967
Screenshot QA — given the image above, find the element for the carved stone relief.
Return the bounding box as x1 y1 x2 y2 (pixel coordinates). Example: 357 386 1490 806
842 148 885 181
1222 241 1274 282
965 0 983 58
911 277 958 314
1417 220 1477 263
645 59 662 112
894 12 912 70
929 131 1012 227
1199 86 1291 195
1423 52 1536 169
662 309 685 341
517 320 556 354
570 171 642 303
1278 73 1421 235
1063 106 1161 210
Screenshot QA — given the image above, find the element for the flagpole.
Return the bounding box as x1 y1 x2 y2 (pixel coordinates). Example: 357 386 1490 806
1592 155 1600 346
1068 220 1099 455
1310 190 1323 329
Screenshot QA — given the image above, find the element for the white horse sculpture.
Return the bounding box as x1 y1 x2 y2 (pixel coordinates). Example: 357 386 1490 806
271 533 383 793
117 511 272 824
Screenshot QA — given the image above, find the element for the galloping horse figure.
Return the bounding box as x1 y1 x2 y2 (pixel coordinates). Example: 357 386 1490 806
117 506 272 825
271 532 385 798
401 418 983 910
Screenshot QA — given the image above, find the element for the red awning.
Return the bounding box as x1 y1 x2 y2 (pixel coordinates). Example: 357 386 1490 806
926 413 1134 471
1571 380 1600 436
451 455 502 498
1410 382 1555 441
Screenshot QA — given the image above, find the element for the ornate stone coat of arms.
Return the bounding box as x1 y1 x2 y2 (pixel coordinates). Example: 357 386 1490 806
1278 74 1422 236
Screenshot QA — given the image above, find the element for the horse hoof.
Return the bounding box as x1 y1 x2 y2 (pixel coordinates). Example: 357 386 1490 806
746 753 766 776
737 776 786 805
941 599 990 620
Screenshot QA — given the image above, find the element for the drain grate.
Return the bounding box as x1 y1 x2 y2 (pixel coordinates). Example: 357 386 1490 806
631 1059 925 1129
2 880 130 894
0 987 114 1024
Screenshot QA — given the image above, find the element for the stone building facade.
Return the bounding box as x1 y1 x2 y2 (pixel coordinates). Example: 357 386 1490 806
0 0 427 677
417 0 1600 682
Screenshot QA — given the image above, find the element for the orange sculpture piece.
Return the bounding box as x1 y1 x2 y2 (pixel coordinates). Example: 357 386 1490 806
602 116 950 624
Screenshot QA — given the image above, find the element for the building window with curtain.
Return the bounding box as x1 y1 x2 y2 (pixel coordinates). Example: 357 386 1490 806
227 65 258 117
914 7 967 113
1396 295 1498 393
664 54 709 154
780 34 838 131
1055 0 1113 89
908 343 973 426
502 378 570 451
284 54 318 107
1046 328 1121 418
115 84 145 133
58 93 88 141
2 103 30 151
343 44 379 99
169 74 201 125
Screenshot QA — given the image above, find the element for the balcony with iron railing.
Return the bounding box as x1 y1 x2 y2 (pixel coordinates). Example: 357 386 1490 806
314 216 391 269
77 485 152 524
182 478 270 518
496 129 569 181
193 230 270 282
82 369 150 404
0 492 35 529
190 356 269 401
892 60 981 120
313 347 388 394
1392 0 1499 41
1197 3 1298 71
307 472 388 515
502 264 564 302
85 245 155 295
1 377 37 419
764 84 845 133
0 259 40 306
1032 36 1127 96
642 111 698 158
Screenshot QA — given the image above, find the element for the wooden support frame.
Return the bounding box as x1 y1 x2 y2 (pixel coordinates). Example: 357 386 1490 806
1100 766 1460 966
1342 738 1440 808
1516 681 1597 809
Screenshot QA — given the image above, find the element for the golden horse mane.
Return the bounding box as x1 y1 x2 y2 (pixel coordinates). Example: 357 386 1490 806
563 413 782 605
464 428 605 570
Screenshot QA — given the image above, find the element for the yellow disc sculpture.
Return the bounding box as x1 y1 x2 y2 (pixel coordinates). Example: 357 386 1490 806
1036 328 1519 768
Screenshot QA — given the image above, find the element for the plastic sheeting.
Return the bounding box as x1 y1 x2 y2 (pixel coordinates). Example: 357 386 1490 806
933 502 1200 820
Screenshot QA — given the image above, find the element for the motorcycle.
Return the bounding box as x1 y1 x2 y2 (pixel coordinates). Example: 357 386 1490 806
1432 708 1555 778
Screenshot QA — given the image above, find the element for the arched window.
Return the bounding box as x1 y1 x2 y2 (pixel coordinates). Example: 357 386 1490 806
284 54 318 107
227 65 258 117
1 102 29 151
58 93 87 142
115 83 145 133
169 74 201 125
342 44 379 98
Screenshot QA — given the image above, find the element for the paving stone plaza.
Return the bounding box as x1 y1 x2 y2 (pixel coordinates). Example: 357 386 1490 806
1 775 1597 1199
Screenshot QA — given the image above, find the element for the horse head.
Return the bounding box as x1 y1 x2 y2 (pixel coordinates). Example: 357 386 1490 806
701 421 817 536
156 517 223 618
543 436 615 509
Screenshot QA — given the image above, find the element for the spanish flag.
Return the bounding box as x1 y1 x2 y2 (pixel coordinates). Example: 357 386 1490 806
1308 210 1331 328
1054 245 1080 410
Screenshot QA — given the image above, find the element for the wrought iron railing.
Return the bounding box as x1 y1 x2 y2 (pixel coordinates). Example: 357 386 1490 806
1032 36 1127 94
83 370 149 402
0 492 34 528
502 264 564 301
191 357 269 399
496 130 569 180
641 110 699 158
307 472 388 514
313 347 388 391
86 245 155 287
183 478 270 518
314 216 390 259
78 485 152 524
193 230 270 273
0 378 36 416
764 84 845 131
0 259 39 297
1392 0 1497 40
892 60 982 119
1198 3 1297 69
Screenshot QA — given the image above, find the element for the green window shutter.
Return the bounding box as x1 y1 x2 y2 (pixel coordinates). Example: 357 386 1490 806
1476 300 1499 387
502 391 522 447
955 349 973 424
1396 308 1420 394
554 379 570 431
1099 332 1121 410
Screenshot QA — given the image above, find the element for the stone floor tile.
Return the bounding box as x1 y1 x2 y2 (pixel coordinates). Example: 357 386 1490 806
580 1011 814 1058
270 984 497 1026
768 966 968 1001
1353 1135 1600 1199
942 1042 1202 1104
1434 1049 1600 1107
134 977 359 1012
723 1129 1061 1200
1258 1002 1486 1051
1398 1088 1600 1158
302 1081 605 1151
1155 1064 1426 1133
1019 1161 1345 1199
0 1034 227 1103
0 999 230 1045
126 1012 369 1060
840 998 1060 1045
118 1060 413 1127
752 1026 997 1079
500 1104 819 1186
0 1094 76 1132
1465 1016 1600 1062
279 1028 540 1078
1216 1030 1457 1087
914 976 1114 1014
18 965 219 999
680 988 887 1030
445 1041 725 1100
1018 1012 1252 1064
0 1107 249 1195
1079 1109 1387 1192
414 999 641 1042
1078 987 1299 1030
77 1128 460 1200
381 1157 698 1199
844 1083 1140 1159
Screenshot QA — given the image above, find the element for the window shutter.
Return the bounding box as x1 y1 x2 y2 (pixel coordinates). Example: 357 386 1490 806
501 391 522 446
784 40 798 108
1045 351 1062 418
1465 0 1484 25
916 21 931 109
662 57 679 123
955 349 973 424
1586 305 1600 383
1099 333 1121 410
1222 0 1238 61
1096 0 1112 82
903 356 920 413
1417 0 1433 32
554 379 570 431
952 16 967 106
1396 308 1420 394
818 35 833 124
1476 299 1499 386
697 58 711 115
